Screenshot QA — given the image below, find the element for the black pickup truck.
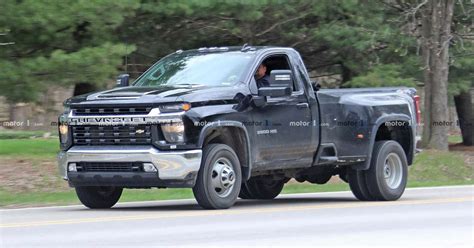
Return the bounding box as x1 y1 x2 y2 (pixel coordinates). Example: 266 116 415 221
57 46 420 209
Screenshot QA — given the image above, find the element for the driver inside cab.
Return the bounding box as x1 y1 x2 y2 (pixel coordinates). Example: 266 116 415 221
255 62 270 88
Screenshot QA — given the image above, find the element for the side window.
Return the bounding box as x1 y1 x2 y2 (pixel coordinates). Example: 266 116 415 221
256 54 298 92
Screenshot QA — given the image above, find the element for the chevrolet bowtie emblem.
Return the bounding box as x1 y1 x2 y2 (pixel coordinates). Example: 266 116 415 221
135 129 145 134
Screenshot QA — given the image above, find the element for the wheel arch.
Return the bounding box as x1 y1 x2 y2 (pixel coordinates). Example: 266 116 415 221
355 114 415 170
198 121 252 180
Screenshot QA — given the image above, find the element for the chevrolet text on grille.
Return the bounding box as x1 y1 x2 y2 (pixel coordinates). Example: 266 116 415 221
67 116 181 125
65 107 183 125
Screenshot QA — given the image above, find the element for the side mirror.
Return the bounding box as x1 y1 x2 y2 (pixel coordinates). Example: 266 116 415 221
311 80 321 91
258 70 293 97
258 87 291 97
269 70 293 88
116 74 130 87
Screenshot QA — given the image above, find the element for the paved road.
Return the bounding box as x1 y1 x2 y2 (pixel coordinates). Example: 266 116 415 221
1 185 473 247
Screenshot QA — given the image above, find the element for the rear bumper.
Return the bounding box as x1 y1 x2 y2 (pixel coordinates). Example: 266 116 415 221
58 146 202 188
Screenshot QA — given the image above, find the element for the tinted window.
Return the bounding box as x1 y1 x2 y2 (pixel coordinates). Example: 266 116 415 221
260 55 298 91
134 52 255 87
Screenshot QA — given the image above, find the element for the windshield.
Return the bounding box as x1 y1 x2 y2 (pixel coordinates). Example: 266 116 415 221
133 51 255 87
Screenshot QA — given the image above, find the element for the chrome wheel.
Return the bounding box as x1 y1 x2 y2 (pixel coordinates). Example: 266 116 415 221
383 153 403 189
210 157 235 198
193 144 242 209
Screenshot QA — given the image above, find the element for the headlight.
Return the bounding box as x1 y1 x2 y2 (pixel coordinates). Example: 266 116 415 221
161 122 185 143
159 103 191 113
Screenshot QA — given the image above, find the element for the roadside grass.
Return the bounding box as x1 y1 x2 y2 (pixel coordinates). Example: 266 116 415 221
408 149 472 185
0 138 472 208
0 139 59 158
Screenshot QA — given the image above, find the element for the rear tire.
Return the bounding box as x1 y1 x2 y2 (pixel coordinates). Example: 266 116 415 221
365 141 408 201
75 186 123 209
347 168 374 201
193 144 242 209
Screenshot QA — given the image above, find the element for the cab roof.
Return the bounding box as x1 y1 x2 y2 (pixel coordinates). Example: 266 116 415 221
175 46 294 55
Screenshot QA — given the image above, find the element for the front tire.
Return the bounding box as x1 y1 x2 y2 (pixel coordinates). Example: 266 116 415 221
75 186 123 209
193 144 242 209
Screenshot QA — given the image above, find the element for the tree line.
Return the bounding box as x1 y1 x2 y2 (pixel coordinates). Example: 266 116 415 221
0 0 472 148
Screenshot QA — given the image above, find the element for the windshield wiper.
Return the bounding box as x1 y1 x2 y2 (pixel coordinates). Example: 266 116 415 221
173 83 205 88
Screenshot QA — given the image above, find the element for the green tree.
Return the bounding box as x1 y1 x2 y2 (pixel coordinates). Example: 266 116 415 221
450 43 473 146
382 0 473 149
348 64 416 88
121 0 419 86
0 0 139 103
450 1 473 146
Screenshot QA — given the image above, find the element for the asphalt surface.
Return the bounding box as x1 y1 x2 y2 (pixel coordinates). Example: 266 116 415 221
0 185 473 247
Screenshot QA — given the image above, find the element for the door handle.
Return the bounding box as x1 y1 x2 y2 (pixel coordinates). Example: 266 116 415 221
296 103 309 109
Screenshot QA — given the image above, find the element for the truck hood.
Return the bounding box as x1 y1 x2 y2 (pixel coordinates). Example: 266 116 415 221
65 84 250 107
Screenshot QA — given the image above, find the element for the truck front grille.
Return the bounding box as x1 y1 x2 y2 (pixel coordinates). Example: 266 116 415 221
73 107 152 115
72 125 152 145
77 162 143 172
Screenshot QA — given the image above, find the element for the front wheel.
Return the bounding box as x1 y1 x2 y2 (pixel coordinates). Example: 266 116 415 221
193 144 242 209
75 186 123 209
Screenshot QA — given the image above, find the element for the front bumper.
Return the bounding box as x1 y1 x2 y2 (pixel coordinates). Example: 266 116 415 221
58 146 202 188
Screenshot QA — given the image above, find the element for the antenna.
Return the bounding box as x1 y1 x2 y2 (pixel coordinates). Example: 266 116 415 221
241 43 249 51
241 43 254 52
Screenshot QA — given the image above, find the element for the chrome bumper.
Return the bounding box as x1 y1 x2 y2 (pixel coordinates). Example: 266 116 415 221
58 146 202 181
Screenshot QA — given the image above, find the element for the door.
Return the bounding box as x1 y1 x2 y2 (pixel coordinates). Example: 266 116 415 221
251 54 313 169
